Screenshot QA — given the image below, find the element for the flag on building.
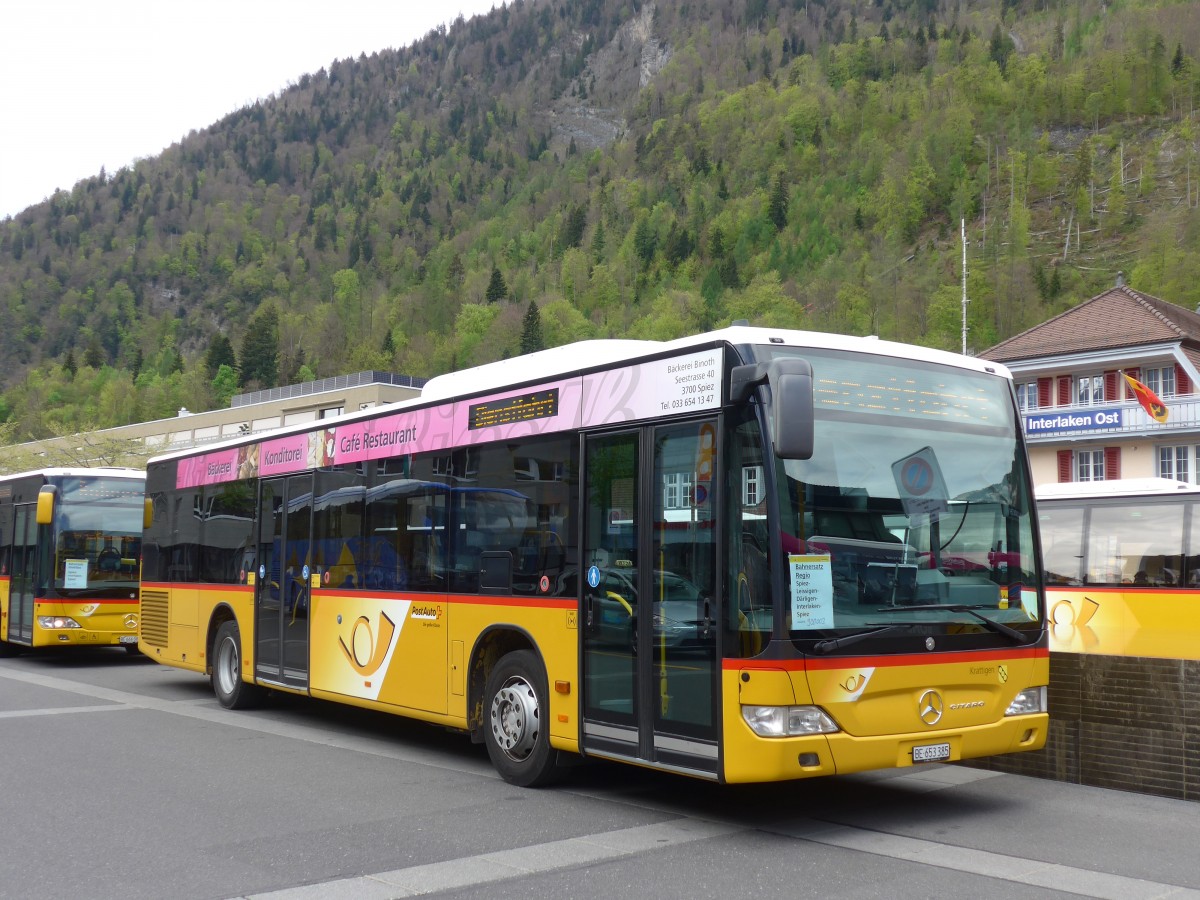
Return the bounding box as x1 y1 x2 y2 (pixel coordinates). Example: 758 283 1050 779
1122 372 1169 423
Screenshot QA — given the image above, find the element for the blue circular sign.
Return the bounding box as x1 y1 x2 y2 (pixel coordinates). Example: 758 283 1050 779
900 458 934 496
302 564 310 581
587 565 601 589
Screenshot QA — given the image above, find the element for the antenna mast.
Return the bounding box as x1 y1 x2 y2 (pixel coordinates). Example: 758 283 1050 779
961 218 969 355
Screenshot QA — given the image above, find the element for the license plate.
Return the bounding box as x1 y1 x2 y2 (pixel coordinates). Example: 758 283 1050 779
119 635 138 645
912 742 950 763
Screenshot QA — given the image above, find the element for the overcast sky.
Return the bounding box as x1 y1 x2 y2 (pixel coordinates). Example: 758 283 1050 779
0 0 500 219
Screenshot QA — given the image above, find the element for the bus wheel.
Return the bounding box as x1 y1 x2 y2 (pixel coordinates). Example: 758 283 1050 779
484 650 560 787
212 620 264 710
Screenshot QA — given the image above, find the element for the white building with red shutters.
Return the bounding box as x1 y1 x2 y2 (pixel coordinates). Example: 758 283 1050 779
981 276 1200 487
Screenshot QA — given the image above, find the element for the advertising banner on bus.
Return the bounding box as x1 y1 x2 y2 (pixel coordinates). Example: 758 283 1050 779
177 348 723 489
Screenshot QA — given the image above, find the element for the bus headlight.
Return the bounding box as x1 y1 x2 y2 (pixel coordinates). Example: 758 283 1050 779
38 616 82 630
742 705 840 737
1005 686 1047 716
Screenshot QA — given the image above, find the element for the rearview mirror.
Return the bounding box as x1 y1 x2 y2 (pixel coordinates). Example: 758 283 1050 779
729 359 814 460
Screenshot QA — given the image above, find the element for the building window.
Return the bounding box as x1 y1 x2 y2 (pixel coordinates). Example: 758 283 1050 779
1076 375 1104 405
1077 449 1105 481
663 471 694 510
742 465 763 507
1142 366 1176 399
1016 383 1038 410
1159 446 1193 483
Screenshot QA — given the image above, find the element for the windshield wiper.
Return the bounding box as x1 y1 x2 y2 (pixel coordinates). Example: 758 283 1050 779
812 624 924 654
873 604 1027 643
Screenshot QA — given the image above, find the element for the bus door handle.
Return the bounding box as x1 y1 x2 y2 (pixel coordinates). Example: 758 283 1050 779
703 598 712 637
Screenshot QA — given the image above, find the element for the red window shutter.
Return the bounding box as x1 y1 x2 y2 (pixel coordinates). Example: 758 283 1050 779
1104 446 1121 480
1037 377 1052 407
1176 364 1191 395
1104 370 1118 401
1057 450 1073 482
1125 367 1140 399
1057 376 1072 406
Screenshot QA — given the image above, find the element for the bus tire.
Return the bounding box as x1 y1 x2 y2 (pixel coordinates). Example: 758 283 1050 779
212 620 265 710
483 649 560 787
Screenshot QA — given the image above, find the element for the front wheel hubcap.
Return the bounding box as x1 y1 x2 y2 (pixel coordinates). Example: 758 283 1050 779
217 638 238 695
490 675 539 762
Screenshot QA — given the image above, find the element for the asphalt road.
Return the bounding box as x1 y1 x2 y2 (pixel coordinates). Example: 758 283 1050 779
1 647 1198 900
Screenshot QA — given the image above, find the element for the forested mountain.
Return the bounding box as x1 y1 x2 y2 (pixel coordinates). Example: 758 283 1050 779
2 0 1199 445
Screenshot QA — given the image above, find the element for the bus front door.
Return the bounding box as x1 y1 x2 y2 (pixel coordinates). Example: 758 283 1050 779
255 474 313 689
581 421 719 777
8 504 36 644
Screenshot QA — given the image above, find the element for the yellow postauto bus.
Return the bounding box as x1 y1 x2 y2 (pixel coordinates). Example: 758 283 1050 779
0 467 146 655
1037 477 1200 659
138 326 1048 785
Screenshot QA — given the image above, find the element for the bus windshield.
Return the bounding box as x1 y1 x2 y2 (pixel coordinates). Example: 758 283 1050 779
52 475 144 594
759 347 1041 639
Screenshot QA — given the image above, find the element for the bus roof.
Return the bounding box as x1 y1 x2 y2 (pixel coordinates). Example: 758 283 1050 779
0 466 145 485
422 326 1011 401
149 325 1011 466
1035 477 1200 500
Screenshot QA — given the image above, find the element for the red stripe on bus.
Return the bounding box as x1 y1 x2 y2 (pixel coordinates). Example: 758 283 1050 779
31 596 139 605
307 588 576 611
146 582 573 610
1045 584 1196 595
140 582 253 594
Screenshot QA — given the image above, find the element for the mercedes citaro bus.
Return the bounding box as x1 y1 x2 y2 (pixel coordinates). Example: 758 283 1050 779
137 326 1047 785
0 467 146 655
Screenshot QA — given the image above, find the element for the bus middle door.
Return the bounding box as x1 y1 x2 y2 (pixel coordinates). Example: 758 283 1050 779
254 474 313 689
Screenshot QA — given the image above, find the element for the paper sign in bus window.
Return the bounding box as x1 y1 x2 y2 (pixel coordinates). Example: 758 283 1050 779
790 554 834 629
64 559 88 589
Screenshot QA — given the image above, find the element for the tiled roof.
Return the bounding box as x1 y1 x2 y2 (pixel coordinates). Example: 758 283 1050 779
982 286 1200 363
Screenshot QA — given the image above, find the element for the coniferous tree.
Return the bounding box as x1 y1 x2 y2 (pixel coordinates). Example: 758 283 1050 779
769 172 788 232
558 204 587 253
485 266 509 303
83 341 105 369
634 216 657 265
204 333 237 379
520 301 545 354
239 305 280 388
590 217 607 264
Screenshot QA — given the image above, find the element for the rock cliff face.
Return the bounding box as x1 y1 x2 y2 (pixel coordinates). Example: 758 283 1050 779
543 3 672 156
